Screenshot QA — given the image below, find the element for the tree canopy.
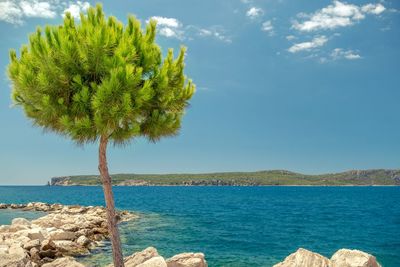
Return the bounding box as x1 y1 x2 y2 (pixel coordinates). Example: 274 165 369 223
8 4 195 145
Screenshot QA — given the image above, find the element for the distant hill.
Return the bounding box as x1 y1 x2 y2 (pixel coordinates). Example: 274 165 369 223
50 169 400 186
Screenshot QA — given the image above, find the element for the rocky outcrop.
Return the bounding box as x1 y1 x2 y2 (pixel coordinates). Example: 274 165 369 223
331 249 381 267
0 202 136 267
273 248 381 267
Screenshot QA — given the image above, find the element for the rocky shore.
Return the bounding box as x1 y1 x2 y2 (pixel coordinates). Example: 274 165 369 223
0 202 136 267
0 202 208 267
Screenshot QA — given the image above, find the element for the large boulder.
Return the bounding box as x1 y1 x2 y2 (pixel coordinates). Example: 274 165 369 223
166 252 208 267
137 256 167 267
273 248 331 267
0 244 30 267
331 249 381 267
41 257 85 267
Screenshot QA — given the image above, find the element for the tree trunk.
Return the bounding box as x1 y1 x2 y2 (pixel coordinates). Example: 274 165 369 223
99 135 124 267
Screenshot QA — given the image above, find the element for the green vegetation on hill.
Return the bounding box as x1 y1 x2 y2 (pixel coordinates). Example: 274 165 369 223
51 169 400 186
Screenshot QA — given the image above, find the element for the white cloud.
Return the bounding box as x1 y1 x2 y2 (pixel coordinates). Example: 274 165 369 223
330 48 361 60
63 1 90 19
196 26 231 43
20 0 56 18
261 20 274 35
288 36 328 53
286 35 296 41
0 1 23 24
293 1 386 32
361 3 385 15
149 16 184 39
246 7 263 19
0 0 59 24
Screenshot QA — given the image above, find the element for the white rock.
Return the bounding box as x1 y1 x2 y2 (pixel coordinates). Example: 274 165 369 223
23 239 40 250
0 244 29 267
12 218 31 227
167 253 208 267
49 230 76 241
107 247 159 267
0 244 9 254
27 229 45 241
76 235 90 247
41 257 85 267
137 256 167 267
331 249 381 267
273 248 331 267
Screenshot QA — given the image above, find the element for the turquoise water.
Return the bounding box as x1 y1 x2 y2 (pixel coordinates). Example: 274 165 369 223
0 186 399 266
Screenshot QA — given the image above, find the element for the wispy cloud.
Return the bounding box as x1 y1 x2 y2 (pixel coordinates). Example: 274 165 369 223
149 16 184 39
286 35 296 41
246 7 264 19
330 48 361 60
0 0 59 24
261 20 274 36
288 36 328 53
149 17 231 43
292 1 386 32
197 26 231 43
63 1 90 19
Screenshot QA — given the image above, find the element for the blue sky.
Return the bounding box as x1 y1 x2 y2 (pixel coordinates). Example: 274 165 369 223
0 0 399 184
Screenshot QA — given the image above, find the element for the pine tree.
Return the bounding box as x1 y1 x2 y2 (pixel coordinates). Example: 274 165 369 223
7 4 195 266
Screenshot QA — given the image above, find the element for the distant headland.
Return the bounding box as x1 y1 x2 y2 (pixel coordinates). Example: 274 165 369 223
50 169 400 186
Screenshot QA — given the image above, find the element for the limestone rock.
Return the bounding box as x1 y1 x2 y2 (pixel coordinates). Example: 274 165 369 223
137 256 167 267
0 244 29 267
331 249 381 267
12 218 31 227
23 239 40 250
41 257 85 267
49 230 76 241
166 253 208 267
76 235 90 247
27 229 45 241
107 247 159 267
273 248 331 267
52 241 88 256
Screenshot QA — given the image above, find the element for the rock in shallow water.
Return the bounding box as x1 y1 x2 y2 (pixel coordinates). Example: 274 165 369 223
331 249 381 267
166 252 208 267
273 248 331 267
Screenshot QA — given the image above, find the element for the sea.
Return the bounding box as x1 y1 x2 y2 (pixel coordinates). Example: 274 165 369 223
0 186 399 267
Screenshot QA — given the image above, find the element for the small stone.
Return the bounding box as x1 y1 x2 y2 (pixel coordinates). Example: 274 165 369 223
76 236 90 247
23 239 41 250
41 239 56 251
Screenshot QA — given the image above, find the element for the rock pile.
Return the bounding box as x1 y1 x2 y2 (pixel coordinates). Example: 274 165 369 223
0 202 136 267
273 248 381 267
